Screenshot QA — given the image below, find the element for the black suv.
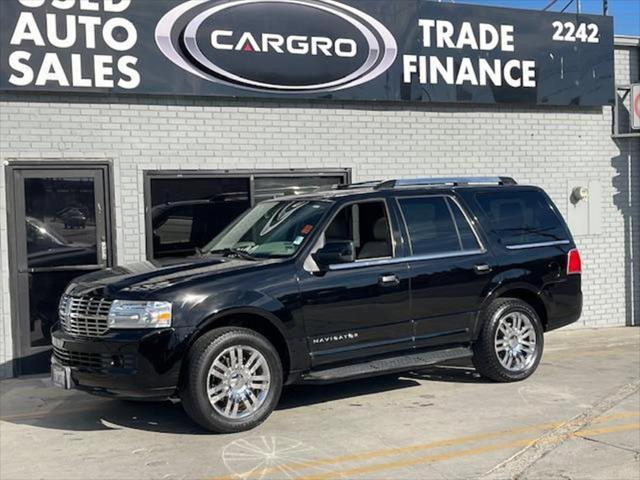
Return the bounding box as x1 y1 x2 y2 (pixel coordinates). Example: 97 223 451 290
51 177 582 433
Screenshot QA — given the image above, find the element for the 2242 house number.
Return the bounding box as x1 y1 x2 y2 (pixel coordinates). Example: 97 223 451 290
552 21 600 43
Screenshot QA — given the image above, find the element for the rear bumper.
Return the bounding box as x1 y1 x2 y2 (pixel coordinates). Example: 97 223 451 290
546 291 583 332
51 327 186 400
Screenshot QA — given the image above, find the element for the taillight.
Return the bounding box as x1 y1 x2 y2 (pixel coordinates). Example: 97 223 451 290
567 249 582 275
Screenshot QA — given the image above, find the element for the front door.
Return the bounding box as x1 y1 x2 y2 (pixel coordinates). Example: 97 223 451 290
298 199 412 367
8 165 113 374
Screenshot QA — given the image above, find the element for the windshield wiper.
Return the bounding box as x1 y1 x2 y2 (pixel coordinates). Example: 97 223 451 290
209 248 259 261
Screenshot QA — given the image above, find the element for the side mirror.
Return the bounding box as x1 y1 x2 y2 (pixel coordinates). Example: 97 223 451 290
312 241 355 270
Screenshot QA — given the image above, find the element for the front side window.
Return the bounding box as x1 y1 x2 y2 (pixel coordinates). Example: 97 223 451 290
321 201 393 260
398 196 480 256
203 200 331 258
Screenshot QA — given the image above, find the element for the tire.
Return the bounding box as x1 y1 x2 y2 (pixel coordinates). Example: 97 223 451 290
180 327 283 433
472 297 544 382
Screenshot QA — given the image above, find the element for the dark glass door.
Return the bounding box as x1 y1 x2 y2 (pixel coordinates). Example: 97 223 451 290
10 166 112 374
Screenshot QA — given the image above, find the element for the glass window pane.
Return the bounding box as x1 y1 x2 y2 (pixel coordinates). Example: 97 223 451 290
447 198 481 250
474 190 567 245
148 174 348 259
24 177 98 268
155 206 194 245
23 176 101 349
399 197 460 255
323 201 392 260
254 176 344 202
149 177 251 259
204 200 331 258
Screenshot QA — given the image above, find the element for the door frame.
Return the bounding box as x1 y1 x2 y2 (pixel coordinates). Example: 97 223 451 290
5 160 116 376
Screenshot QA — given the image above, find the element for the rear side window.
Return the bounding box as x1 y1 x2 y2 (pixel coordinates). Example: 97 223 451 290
398 197 480 255
474 189 567 246
448 199 481 250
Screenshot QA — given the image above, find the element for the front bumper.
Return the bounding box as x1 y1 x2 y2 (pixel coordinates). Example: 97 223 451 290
51 327 186 400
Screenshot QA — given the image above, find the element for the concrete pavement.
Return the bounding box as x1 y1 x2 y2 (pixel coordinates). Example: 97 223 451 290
1 327 639 480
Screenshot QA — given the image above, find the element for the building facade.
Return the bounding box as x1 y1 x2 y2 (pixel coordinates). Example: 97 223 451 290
0 14 638 376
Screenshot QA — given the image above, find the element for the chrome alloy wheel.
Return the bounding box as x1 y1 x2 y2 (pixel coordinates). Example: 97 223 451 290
206 345 271 419
494 311 538 372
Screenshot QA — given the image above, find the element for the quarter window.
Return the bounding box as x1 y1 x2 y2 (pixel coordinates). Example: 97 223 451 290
398 197 480 255
474 190 567 245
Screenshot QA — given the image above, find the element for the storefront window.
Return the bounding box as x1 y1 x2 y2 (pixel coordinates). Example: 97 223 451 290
147 172 348 260
149 177 251 259
254 176 346 202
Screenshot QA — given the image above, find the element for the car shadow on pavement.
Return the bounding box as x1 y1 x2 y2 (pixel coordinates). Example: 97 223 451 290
5 396 210 435
406 363 494 384
278 362 491 409
1 363 489 435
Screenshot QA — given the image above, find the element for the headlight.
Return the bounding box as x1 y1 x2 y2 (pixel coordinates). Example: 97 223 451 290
108 300 172 329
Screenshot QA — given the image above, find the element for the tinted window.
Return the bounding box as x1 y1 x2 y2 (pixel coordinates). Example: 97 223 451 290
475 189 567 245
148 174 348 259
150 177 251 259
154 206 194 246
24 177 98 267
447 198 481 250
254 176 345 202
398 197 460 255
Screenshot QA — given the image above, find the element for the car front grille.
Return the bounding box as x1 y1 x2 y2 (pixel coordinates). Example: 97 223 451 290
53 346 135 369
59 295 112 337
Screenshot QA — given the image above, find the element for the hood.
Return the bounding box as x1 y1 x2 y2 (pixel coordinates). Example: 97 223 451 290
67 255 280 298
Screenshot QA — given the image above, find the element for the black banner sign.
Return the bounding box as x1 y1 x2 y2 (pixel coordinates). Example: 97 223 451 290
0 0 615 106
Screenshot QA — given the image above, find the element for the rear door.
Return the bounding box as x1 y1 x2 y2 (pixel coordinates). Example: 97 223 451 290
396 194 494 348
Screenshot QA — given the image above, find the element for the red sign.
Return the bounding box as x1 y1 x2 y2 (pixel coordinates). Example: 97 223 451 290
632 84 640 130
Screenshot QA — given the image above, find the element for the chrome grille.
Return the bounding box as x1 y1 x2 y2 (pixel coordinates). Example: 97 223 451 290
59 295 112 337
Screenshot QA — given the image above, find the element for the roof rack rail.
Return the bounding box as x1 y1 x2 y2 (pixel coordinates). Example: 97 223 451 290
374 176 517 190
336 180 383 190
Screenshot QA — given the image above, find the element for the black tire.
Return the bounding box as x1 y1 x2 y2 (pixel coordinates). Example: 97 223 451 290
180 327 283 433
472 297 544 382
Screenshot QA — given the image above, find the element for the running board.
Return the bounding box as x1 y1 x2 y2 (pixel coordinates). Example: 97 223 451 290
301 347 472 384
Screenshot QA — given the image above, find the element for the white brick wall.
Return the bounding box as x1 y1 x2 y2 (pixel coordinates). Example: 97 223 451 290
0 43 638 377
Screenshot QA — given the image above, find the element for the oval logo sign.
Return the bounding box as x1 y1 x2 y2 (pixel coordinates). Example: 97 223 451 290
155 0 398 93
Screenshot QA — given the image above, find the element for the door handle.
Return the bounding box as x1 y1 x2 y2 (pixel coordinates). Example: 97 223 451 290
100 240 108 266
474 264 492 274
379 274 400 286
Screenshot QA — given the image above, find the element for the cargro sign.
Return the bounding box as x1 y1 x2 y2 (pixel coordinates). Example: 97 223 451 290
0 0 615 106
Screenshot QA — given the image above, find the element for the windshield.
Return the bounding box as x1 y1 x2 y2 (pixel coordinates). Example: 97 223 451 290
203 200 331 258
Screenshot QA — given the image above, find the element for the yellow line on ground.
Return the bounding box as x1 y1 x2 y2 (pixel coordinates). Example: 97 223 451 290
297 422 640 480
208 412 639 480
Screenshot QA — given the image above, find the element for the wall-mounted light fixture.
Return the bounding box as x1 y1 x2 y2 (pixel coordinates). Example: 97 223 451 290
571 186 589 204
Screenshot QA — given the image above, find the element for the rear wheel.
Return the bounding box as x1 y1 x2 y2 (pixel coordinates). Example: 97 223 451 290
472 298 544 382
180 327 283 433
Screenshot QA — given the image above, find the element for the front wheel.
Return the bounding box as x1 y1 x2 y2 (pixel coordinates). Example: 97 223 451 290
180 327 283 433
472 298 544 382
